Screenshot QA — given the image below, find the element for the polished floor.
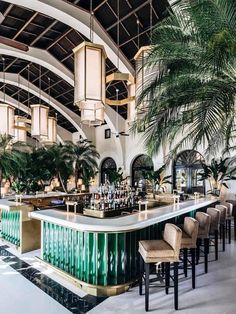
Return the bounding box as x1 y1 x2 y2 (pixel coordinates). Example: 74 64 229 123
0 237 236 314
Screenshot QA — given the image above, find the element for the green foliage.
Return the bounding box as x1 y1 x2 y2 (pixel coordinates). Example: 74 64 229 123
104 167 127 185
199 157 236 195
0 135 28 198
133 0 236 157
63 141 100 189
143 165 172 188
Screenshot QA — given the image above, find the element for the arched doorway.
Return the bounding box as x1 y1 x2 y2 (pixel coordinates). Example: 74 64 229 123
100 157 117 184
173 150 205 194
132 154 154 187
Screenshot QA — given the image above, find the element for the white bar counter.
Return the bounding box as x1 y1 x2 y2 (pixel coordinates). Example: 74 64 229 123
29 196 218 296
30 197 217 233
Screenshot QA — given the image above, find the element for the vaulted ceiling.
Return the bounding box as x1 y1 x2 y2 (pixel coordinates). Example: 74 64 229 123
0 0 169 132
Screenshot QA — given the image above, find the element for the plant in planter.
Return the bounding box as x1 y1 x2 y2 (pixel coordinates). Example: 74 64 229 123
199 157 236 196
104 167 128 186
143 165 172 199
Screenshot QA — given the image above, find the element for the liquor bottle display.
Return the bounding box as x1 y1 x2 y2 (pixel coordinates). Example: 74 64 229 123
88 183 139 212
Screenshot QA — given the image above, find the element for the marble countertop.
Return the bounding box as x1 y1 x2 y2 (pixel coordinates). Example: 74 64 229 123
29 197 217 233
0 199 30 210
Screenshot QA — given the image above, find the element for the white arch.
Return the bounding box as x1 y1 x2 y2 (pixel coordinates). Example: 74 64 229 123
0 44 74 85
0 72 87 138
0 91 68 143
3 0 134 75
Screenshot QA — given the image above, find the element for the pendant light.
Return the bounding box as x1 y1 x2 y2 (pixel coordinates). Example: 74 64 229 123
134 0 154 114
31 65 49 139
14 74 27 142
73 0 106 126
42 78 57 144
0 57 15 137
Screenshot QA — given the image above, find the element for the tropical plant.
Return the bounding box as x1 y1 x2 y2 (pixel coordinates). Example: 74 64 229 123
143 165 172 199
41 144 73 192
104 167 128 186
199 157 236 195
63 141 100 189
11 148 50 194
133 0 236 157
0 134 28 198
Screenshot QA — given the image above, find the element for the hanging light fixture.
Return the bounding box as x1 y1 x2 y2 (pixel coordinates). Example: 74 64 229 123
127 83 136 123
41 78 57 144
134 45 151 114
31 104 49 139
31 65 49 139
0 57 15 137
73 0 106 126
14 116 27 142
46 117 57 143
14 74 27 142
0 103 15 137
134 0 155 116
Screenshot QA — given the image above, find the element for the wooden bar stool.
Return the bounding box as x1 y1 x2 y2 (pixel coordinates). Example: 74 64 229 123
180 217 199 289
207 207 220 260
139 223 182 311
215 205 227 251
195 212 211 273
221 202 233 243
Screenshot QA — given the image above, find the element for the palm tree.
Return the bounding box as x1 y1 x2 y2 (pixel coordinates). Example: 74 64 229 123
63 141 100 189
42 144 73 192
0 134 27 198
133 0 236 157
199 157 236 195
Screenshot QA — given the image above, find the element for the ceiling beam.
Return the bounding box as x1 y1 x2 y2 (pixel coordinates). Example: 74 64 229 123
3 0 134 74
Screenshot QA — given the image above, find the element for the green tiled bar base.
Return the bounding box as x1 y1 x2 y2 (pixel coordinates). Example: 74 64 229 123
1 210 21 246
42 210 195 286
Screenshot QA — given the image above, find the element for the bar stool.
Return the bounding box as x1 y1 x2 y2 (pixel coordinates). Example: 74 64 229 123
180 217 199 289
139 223 182 311
215 205 227 251
195 212 211 273
221 201 233 243
207 207 220 260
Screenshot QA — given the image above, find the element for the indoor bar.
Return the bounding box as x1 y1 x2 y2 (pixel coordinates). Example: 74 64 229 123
0 0 235 314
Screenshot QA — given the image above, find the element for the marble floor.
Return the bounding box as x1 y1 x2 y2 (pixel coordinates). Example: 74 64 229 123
0 238 236 314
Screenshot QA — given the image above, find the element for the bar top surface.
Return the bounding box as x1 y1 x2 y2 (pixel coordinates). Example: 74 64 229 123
29 197 217 233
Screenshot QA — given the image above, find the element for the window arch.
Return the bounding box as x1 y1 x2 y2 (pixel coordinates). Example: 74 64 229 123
131 154 153 187
100 157 117 184
173 150 205 194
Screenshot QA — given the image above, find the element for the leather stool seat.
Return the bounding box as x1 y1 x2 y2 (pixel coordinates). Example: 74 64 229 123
139 240 177 263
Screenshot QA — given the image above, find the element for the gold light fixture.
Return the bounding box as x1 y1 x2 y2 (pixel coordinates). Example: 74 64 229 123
134 46 151 114
127 83 136 123
73 41 106 126
0 103 15 137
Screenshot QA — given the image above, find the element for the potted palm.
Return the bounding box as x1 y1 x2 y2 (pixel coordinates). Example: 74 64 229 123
199 157 236 196
143 165 172 199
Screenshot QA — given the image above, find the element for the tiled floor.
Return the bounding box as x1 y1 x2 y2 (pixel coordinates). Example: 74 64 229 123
0 238 236 314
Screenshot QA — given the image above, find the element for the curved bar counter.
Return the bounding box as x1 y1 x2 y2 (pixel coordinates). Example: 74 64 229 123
30 197 217 296
0 199 40 253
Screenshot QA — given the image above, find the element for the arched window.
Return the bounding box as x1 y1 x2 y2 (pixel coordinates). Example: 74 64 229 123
173 150 205 194
132 154 153 187
100 157 117 184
